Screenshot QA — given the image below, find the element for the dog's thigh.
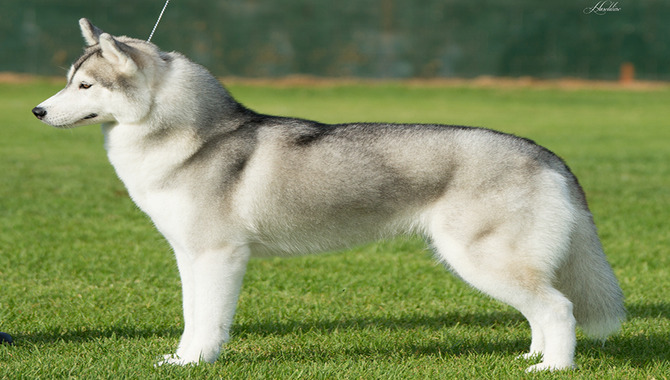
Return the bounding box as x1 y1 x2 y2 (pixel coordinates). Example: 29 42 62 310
428 219 576 371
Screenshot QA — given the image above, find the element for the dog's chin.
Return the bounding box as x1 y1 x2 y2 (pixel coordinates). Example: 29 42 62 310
47 115 101 129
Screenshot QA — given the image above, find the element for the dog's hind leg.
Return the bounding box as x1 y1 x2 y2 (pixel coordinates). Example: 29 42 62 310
519 317 544 360
428 220 577 371
160 244 250 365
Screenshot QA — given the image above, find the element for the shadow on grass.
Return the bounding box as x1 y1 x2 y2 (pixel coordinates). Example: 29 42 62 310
235 309 526 338
228 301 670 366
15 325 181 345
585 301 670 368
12 301 669 367
227 309 532 362
223 335 531 364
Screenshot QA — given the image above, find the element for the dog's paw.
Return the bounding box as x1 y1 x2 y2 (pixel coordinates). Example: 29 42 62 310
155 354 199 367
517 351 542 360
525 361 576 372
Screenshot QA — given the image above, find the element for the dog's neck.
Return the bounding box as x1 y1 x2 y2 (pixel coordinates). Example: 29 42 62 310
100 53 256 202
104 53 249 142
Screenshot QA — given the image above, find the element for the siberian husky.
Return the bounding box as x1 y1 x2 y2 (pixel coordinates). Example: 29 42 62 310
32 19 625 371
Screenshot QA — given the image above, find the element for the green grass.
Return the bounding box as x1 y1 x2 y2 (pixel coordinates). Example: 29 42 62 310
1 79 669 378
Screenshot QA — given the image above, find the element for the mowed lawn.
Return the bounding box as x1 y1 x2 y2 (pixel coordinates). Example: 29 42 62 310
0 79 668 378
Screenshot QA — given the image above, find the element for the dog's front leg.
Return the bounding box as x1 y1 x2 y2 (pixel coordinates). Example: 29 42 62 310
160 244 251 366
174 248 196 359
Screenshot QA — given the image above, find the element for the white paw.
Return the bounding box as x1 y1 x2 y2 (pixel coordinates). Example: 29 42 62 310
155 354 199 367
517 351 542 360
525 361 576 372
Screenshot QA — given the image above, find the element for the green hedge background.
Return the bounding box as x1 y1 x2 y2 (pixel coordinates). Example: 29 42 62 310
2 0 668 79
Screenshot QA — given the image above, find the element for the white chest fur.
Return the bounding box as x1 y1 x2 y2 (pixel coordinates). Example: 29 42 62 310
102 123 201 244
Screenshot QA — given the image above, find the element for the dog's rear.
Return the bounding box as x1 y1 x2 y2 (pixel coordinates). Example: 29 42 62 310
421 147 624 371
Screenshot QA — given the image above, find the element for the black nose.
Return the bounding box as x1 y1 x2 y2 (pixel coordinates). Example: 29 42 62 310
32 107 47 120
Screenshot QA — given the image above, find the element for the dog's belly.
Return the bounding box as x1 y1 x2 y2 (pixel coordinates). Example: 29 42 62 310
244 205 426 258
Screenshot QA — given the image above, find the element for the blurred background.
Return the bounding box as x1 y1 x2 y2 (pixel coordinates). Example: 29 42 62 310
1 0 668 80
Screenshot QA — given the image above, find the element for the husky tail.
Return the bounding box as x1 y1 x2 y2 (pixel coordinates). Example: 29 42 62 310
557 210 626 340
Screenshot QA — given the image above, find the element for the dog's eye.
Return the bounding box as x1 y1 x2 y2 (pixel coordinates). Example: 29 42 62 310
79 82 93 89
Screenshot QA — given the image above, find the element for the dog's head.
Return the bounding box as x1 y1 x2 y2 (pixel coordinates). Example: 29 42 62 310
33 19 167 128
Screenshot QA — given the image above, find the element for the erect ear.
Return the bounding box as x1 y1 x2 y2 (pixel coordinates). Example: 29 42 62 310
99 33 138 75
79 18 104 46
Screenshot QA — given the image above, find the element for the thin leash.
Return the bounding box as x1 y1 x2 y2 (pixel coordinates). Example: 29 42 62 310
147 0 171 42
